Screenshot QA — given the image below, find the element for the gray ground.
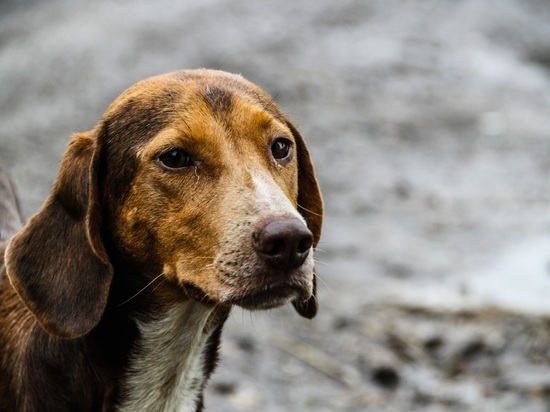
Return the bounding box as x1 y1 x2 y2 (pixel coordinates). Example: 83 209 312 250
2 0 550 410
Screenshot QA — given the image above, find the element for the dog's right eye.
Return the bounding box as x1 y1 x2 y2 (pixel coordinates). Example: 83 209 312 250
157 149 194 171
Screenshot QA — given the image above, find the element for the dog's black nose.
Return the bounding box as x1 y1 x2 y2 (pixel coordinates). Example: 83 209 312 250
252 217 313 272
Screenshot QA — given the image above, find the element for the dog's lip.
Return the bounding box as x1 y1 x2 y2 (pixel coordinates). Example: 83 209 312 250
232 280 309 310
183 276 312 310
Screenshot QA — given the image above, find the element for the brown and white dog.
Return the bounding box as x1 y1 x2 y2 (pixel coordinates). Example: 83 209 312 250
0 69 323 411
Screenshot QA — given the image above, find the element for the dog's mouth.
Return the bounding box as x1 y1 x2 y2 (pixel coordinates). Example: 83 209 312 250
233 281 308 310
182 279 310 311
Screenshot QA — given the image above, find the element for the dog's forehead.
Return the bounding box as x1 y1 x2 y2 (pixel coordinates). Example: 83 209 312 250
101 70 285 145
106 70 277 117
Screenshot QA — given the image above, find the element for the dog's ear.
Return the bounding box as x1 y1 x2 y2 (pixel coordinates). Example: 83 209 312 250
286 121 323 319
5 131 113 339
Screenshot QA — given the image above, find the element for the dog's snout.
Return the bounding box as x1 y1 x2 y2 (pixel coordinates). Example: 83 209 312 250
252 217 313 272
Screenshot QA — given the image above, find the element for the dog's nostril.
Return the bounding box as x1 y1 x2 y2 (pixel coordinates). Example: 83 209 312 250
252 217 313 271
264 238 286 256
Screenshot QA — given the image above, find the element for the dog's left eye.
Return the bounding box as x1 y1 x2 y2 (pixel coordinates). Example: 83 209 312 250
157 149 194 170
271 138 293 162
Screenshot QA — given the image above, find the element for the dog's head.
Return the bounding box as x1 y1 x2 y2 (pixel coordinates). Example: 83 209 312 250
5 70 323 338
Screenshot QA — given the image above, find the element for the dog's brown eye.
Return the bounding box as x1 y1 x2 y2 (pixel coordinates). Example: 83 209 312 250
157 149 194 170
271 138 292 162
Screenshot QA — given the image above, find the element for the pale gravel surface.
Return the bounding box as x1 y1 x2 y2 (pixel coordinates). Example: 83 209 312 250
2 1 550 410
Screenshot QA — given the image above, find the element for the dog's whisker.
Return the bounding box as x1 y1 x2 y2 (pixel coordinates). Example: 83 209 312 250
117 273 165 307
297 203 323 217
313 258 329 266
150 278 168 295
314 272 331 293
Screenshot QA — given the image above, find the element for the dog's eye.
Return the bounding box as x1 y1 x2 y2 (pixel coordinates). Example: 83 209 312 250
271 138 293 162
157 149 194 170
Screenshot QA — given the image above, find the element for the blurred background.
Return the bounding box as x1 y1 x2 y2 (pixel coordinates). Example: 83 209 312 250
2 0 550 410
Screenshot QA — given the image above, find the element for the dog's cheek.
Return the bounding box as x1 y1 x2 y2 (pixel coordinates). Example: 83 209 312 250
113 200 161 265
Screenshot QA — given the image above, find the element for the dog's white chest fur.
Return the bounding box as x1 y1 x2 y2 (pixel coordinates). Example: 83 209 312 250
118 303 214 412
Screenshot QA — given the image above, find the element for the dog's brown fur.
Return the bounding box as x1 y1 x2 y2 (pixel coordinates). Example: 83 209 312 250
0 69 323 411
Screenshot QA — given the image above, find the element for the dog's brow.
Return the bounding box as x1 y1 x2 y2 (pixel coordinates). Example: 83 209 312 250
171 111 195 141
167 93 195 141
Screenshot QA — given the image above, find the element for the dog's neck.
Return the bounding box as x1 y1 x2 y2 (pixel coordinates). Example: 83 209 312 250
117 301 217 412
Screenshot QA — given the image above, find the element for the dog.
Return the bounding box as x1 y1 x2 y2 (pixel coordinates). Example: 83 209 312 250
0 69 323 411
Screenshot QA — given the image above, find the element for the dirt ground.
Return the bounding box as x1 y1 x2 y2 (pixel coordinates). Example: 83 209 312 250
2 0 550 410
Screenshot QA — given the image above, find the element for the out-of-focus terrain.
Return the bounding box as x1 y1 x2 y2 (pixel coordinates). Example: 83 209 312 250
2 1 550 410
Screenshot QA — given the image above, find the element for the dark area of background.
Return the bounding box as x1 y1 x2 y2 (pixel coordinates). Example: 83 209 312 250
2 1 550 410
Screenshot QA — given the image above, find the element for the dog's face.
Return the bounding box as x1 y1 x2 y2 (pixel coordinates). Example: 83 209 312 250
5 70 323 338
107 71 319 310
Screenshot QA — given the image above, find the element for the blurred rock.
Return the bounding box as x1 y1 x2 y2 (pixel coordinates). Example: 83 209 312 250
371 365 400 390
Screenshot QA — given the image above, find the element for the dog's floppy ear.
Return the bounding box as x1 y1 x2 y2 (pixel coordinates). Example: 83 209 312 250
5 131 113 339
286 121 323 319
